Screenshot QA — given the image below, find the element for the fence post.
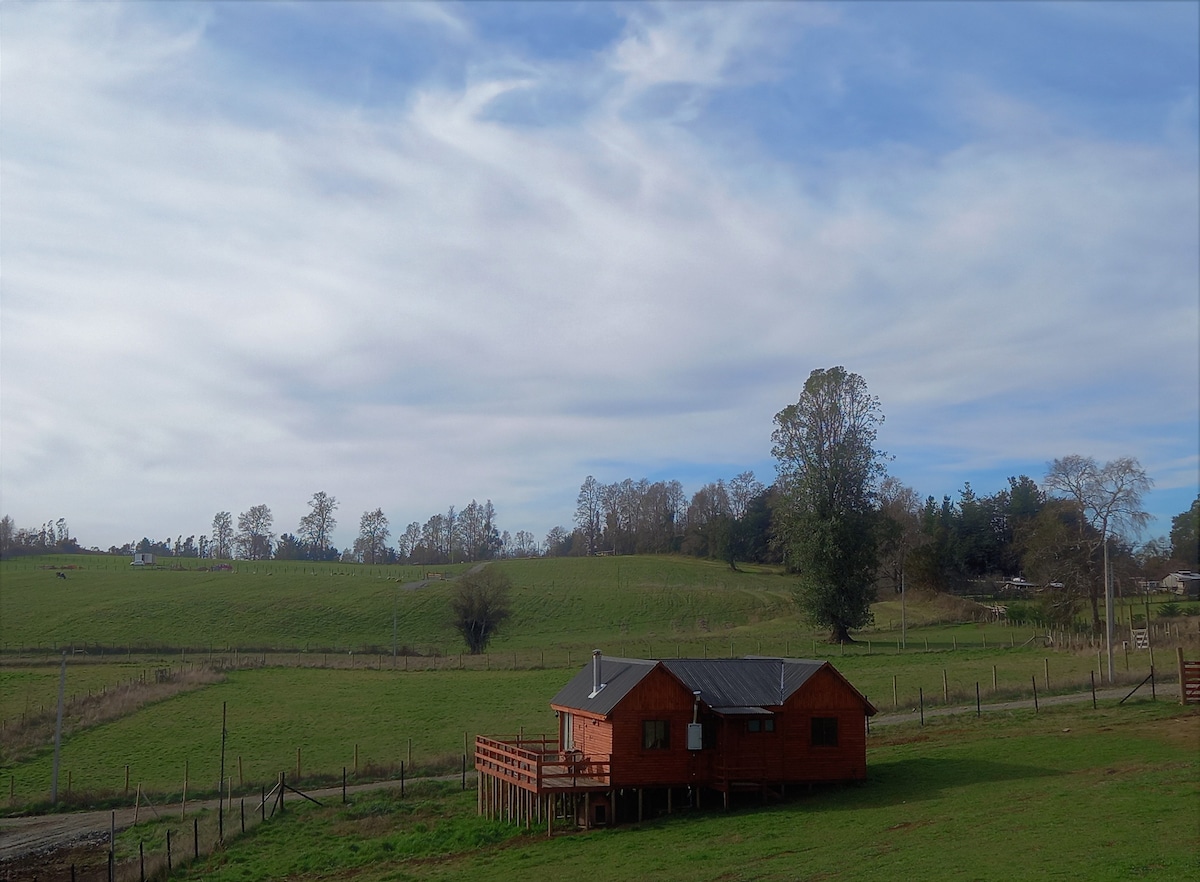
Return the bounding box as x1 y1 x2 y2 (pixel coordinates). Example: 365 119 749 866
919 688 924 727
1031 676 1039 713
975 682 980 717
1180 643 1190 705
1091 671 1097 709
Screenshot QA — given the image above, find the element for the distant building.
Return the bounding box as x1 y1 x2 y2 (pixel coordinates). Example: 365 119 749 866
131 552 155 566
1162 571 1200 600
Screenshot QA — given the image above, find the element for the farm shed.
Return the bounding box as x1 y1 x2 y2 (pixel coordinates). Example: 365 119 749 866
475 652 875 829
1162 571 1200 600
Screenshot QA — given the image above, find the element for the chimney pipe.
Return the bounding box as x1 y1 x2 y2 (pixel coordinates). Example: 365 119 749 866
591 650 602 697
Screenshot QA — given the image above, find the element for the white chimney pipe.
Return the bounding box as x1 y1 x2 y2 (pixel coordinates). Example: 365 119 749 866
590 649 603 698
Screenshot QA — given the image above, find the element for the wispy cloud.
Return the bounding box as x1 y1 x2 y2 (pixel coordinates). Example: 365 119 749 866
1 1 1195 548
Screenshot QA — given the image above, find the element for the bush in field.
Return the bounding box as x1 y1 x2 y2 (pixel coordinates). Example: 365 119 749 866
1157 602 1182 619
450 566 512 654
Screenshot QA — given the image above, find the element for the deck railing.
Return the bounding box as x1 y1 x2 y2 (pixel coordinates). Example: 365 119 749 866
475 735 612 791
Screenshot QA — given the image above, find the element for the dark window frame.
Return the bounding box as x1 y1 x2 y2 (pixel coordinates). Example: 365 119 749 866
811 716 838 747
642 719 670 750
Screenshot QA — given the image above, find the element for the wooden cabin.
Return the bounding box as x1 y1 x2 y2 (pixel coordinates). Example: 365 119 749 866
475 652 876 830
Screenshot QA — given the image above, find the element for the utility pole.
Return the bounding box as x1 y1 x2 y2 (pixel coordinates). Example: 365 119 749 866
1104 530 1114 684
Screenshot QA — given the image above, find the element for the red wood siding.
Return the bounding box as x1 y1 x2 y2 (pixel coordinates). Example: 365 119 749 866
537 661 869 792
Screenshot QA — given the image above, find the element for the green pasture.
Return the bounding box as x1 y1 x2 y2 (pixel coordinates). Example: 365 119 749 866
1 639 1167 809
4 554 1190 659
0 661 155 724
159 702 1198 882
2 667 568 805
0 555 801 654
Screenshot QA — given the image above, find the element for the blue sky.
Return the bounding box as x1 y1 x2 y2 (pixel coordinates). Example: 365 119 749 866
2 1 1197 553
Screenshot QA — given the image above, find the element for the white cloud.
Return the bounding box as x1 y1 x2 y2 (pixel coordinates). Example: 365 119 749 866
1 2 1195 549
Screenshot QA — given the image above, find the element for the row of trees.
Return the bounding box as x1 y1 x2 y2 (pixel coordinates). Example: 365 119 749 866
765 367 1200 647
199 494 529 565
0 517 79 557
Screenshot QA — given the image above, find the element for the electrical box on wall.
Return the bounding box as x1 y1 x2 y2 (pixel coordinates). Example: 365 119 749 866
687 722 703 750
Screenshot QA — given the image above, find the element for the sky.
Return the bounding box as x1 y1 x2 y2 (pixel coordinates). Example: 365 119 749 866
2 1 1197 554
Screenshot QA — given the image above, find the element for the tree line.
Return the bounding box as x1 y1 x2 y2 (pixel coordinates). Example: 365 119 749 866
2 366 1197 641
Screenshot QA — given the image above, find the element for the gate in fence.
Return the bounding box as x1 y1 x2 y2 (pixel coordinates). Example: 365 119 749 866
1178 647 1200 706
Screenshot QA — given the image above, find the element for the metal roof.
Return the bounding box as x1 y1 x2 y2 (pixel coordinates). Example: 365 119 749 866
663 658 825 711
549 656 658 716
549 655 844 717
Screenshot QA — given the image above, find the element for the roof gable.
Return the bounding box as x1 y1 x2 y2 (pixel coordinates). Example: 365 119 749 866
550 656 657 716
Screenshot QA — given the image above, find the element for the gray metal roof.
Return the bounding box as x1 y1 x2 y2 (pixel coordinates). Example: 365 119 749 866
663 658 825 711
549 656 658 716
549 655 839 717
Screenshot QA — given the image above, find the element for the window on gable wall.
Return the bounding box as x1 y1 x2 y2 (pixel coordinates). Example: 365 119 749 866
642 719 670 749
811 716 838 747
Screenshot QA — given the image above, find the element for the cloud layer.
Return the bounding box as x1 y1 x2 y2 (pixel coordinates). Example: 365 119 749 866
2 2 1197 549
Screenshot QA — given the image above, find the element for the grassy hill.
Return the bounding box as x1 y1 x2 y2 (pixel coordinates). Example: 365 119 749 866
0 555 801 654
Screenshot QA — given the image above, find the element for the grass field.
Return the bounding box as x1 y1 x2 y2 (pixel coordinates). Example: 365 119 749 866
0 643 1173 809
0 556 802 654
3 554 1193 812
141 701 1198 882
5 554 1189 660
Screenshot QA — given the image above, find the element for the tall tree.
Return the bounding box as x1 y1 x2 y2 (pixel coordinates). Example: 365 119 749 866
297 491 339 560
1169 495 1199 570
355 508 391 564
211 511 234 560
235 505 274 560
574 476 603 555
772 367 887 643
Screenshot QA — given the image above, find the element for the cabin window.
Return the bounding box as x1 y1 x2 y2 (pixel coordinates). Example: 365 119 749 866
642 719 670 750
747 718 775 733
562 713 574 751
811 716 838 747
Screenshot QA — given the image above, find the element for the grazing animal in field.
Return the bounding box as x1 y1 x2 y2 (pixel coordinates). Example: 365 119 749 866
56 571 67 580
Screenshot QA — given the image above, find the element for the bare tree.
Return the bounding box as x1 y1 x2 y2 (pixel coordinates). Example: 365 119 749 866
1044 455 1151 682
574 476 603 555
211 511 234 560
297 491 338 559
877 477 925 596
355 508 391 564
727 471 765 521
235 505 274 560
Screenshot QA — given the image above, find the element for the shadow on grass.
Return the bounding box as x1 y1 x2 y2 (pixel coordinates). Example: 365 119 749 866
830 756 1061 809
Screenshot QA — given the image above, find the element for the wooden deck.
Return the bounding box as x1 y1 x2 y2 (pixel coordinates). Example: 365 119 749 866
475 735 612 794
